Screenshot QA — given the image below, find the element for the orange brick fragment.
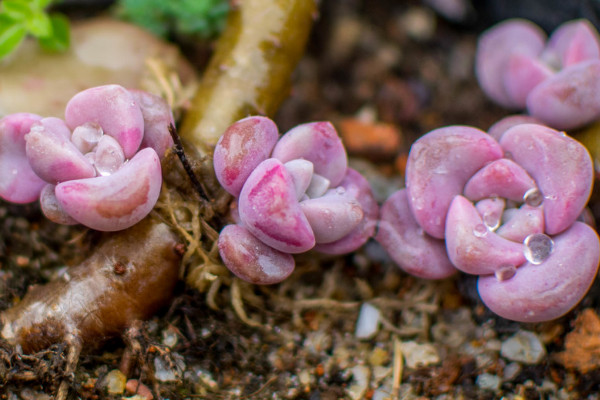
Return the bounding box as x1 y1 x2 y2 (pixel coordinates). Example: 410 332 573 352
338 118 401 159
556 308 600 373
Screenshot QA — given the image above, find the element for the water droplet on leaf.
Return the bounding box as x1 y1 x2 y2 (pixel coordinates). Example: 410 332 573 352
473 224 488 237
495 264 516 281
523 233 554 264
523 188 543 207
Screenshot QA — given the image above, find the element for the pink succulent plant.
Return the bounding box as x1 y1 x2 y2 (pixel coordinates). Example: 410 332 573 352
0 84 174 231
476 19 600 130
376 119 600 322
214 116 379 284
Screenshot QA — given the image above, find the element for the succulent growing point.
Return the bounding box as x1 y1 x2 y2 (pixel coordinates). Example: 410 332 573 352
214 116 379 284
0 84 174 231
376 119 600 322
476 19 600 130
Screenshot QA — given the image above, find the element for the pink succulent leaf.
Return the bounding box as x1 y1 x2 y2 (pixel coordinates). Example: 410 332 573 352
0 113 46 203
405 126 504 239
487 114 544 141
25 117 96 184
284 159 314 200
500 124 593 235
496 205 545 242
213 116 279 197
299 188 363 244
71 122 104 153
306 173 330 198
445 195 527 275
129 89 175 158
55 148 162 232
503 53 554 108
93 135 125 176
478 221 600 323
474 197 505 231
238 158 315 254
375 189 456 279
314 168 379 255
476 19 547 108
463 158 537 202
526 60 600 130
543 19 600 68
272 121 348 187
40 184 78 225
218 224 295 285
65 85 144 159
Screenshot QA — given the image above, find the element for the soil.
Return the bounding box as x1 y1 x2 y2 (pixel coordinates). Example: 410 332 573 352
2 1 600 399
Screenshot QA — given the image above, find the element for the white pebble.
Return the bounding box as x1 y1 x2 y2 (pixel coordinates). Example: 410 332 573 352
500 330 546 364
400 341 440 368
355 302 381 339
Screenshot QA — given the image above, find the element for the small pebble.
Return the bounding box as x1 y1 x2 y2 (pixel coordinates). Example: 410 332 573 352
125 379 154 400
346 365 371 400
503 362 522 381
400 341 440 368
355 302 381 339
476 373 502 391
501 330 546 364
153 355 185 382
102 369 126 394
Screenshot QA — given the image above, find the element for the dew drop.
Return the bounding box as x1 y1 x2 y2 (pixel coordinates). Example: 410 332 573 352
483 212 501 231
336 186 346 195
523 233 554 265
495 265 516 281
523 188 543 207
473 223 488 237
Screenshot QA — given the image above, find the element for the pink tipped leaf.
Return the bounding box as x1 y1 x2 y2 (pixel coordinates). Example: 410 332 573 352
375 189 456 279
213 116 279 197
500 124 593 234
218 224 295 284
55 148 162 231
478 221 600 322
0 113 46 203
238 158 315 253
272 122 348 187
463 158 537 202
129 89 175 159
65 85 145 159
406 126 504 238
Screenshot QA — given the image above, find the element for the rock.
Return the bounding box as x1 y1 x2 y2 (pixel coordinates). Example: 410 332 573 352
355 302 381 339
400 341 440 368
500 330 546 364
346 365 371 400
0 18 196 118
102 369 127 395
476 373 502 391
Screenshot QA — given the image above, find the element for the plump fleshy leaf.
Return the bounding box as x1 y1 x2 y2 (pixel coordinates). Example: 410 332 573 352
218 224 295 284
213 116 279 197
238 158 315 253
65 84 144 159
406 126 503 238
478 222 600 323
272 121 347 187
0 113 45 203
55 148 162 231
376 189 456 279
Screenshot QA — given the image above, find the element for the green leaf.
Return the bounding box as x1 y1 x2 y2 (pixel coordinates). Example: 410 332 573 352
33 0 53 10
0 17 27 58
25 10 52 37
38 13 69 52
1 0 34 21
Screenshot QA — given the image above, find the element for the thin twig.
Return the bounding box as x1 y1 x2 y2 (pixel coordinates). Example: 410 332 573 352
168 124 210 201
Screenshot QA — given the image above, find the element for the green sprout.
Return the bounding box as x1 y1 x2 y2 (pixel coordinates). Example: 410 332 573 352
0 0 69 59
115 0 229 39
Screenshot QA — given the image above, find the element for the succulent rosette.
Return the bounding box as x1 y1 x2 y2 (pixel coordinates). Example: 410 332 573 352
376 119 600 322
214 116 379 285
0 85 174 231
476 18 600 130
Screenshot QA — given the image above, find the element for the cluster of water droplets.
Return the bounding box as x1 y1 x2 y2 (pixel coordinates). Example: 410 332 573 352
71 122 126 177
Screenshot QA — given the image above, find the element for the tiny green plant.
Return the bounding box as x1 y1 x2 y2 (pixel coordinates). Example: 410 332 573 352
115 0 228 39
0 0 69 59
